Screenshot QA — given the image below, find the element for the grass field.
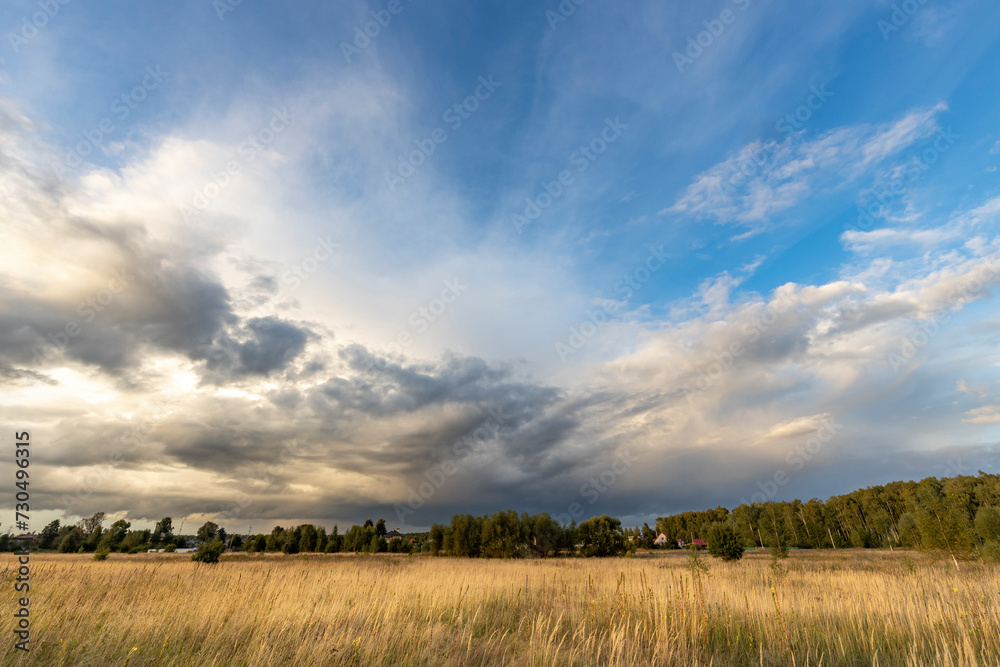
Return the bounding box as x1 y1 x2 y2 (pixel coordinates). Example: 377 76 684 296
2 549 998 666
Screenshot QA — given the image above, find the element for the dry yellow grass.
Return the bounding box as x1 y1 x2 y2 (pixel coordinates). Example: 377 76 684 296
2 549 998 666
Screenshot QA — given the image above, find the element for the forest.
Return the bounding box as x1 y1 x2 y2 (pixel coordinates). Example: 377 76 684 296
655 471 1000 562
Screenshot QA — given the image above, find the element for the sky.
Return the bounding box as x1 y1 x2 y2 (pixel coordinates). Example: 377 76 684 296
1 0 999 534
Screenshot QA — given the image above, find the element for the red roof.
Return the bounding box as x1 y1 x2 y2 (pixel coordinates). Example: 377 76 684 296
692 538 707 546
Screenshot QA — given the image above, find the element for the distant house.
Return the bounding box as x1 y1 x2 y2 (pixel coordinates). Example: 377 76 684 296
653 533 670 546
11 534 37 548
383 529 403 541
676 538 708 549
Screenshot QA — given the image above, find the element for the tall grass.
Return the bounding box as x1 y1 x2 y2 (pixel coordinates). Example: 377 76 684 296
2 549 997 665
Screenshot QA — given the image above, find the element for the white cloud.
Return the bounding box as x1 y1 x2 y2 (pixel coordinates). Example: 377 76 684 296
963 405 1000 424
841 194 1000 253
665 103 948 227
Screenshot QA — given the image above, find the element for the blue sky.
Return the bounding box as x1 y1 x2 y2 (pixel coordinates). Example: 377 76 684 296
1 0 999 531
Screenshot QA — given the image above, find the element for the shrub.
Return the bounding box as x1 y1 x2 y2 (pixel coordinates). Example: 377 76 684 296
93 550 109 561
192 541 226 564
164 543 177 552
707 523 745 562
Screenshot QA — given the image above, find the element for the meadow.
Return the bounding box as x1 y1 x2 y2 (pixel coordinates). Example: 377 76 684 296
2 549 998 666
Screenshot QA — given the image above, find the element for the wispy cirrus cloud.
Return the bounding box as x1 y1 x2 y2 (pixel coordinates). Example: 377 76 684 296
665 102 948 228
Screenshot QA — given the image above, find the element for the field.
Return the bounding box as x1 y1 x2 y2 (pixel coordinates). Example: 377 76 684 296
2 550 999 666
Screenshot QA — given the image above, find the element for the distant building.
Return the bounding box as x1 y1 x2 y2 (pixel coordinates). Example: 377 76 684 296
653 533 670 546
383 529 403 540
676 538 708 548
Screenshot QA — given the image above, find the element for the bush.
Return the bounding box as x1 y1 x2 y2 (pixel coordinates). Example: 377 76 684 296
192 541 226 564
707 523 745 562
164 543 177 552
93 550 109 561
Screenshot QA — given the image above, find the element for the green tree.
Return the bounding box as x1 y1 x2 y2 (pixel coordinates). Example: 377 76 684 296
523 513 562 557
428 524 446 556
449 514 483 557
342 525 365 552
639 522 657 549
266 526 285 552
282 527 301 554
120 529 150 553
83 525 103 552
368 533 387 553
577 515 626 557
197 521 220 543
913 478 975 564
153 517 173 545
39 520 61 549
325 526 342 553
707 522 744 562
974 506 1000 542
898 512 922 547
761 502 790 558
79 512 105 535
57 531 81 553
105 519 131 549
481 510 523 558
299 524 318 552
375 519 387 538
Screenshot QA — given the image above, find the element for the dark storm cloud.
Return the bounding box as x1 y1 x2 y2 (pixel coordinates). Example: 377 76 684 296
329 344 561 420
199 316 311 380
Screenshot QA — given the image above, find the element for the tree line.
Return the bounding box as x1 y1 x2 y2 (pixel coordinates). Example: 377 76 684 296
0 514 239 555
239 513 630 558
655 472 1000 562
8 472 999 563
